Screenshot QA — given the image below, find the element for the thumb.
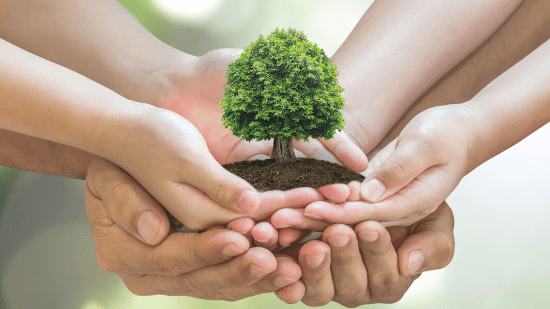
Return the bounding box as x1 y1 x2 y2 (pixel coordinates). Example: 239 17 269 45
189 155 262 215
85 157 170 246
361 141 434 202
396 202 455 276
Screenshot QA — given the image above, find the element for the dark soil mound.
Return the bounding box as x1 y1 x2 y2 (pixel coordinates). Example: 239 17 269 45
168 158 364 232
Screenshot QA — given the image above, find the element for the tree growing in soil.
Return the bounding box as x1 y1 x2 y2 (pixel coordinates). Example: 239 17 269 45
221 27 346 160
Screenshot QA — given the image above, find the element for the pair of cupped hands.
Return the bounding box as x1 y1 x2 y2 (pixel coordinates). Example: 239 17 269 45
85 49 459 305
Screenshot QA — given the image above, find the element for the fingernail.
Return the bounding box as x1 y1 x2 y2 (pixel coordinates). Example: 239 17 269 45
237 190 258 214
255 238 269 244
250 265 272 278
274 276 294 287
361 179 385 202
222 243 245 259
137 210 160 244
358 230 378 242
302 211 323 220
305 253 325 268
408 250 424 275
327 235 350 248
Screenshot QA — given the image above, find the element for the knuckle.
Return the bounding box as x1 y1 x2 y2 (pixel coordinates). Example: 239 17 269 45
386 159 412 182
377 292 405 304
337 298 363 308
180 271 204 293
148 250 184 277
302 295 333 307
105 182 134 216
124 280 155 296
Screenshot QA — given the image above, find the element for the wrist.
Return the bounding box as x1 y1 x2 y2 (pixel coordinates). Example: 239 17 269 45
457 100 495 174
139 51 197 108
90 98 150 163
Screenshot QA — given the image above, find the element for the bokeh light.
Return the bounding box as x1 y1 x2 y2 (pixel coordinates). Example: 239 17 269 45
153 0 224 20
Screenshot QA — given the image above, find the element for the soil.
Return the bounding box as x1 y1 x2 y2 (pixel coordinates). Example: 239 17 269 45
167 158 365 232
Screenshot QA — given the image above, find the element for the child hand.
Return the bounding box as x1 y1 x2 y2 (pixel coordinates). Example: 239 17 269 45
300 104 478 226
95 104 324 231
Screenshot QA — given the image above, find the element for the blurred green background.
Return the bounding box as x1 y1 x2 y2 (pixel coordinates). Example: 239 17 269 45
2 0 550 308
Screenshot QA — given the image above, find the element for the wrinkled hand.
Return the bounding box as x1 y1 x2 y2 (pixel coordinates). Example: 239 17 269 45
84 157 304 301
299 105 475 226
280 202 455 306
229 202 455 306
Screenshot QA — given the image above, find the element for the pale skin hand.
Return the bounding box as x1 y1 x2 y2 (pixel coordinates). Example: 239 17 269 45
0 37 328 231
296 0 523 161
85 157 304 301
299 37 550 227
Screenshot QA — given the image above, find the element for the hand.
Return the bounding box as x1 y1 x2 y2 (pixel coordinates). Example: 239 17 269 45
158 48 369 173
299 104 476 226
84 157 304 301
237 202 455 306
279 202 455 306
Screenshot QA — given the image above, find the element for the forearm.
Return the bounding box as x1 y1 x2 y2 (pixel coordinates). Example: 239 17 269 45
0 129 93 179
466 38 550 172
333 0 522 151
0 38 137 160
0 0 190 106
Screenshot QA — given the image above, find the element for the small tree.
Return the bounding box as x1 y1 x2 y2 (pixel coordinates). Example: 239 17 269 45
221 28 346 160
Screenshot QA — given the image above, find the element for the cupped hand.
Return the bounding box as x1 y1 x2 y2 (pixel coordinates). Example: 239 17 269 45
158 48 369 173
84 157 304 301
238 201 455 306
280 202 455 306
298 104 475 226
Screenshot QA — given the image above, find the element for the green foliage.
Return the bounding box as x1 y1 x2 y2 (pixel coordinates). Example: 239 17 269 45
221 27 346 143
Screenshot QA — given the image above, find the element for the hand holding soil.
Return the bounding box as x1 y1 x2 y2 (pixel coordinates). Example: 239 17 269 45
166 28 368 232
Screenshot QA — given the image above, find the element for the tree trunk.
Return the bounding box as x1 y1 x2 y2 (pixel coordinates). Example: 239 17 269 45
271 135 296 160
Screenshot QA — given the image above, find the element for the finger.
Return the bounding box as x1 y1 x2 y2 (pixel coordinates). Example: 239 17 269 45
347 180 362 201
185 148 262 215
250 187 325 220
167 183 324 231
275 280 306 304
278 228 307 247
226 217 255 235
212 255 302 302
303 164 451 225
85 157 170 246
397 202 455 276
360 140 434 202
251 222 279 251
132 247 278 296
298 240 334 307
318 183 350 203
271 208 331 231
322 225 368 302
295 130 369 173
96 226 250 276
354 221 413 304
226 217 254 245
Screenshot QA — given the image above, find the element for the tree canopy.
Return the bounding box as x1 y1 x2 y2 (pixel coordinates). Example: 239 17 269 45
221 27 346 144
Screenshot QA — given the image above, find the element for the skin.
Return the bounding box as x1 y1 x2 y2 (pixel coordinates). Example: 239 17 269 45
3 0 544 304
296 0 550 227
253 0 550 305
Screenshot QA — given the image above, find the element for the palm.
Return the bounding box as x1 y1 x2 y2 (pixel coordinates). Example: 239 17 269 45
158 49 272 165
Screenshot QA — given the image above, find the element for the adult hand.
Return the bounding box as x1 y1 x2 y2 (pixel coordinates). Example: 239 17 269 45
278 202 455 306
84 157 304 301
300 104 475 226
157 48 369 173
